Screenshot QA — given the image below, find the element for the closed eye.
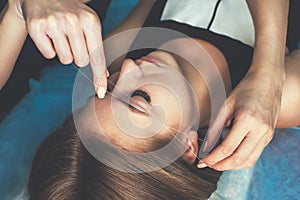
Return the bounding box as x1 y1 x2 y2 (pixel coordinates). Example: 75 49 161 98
129 90 151 115
128 104 149 116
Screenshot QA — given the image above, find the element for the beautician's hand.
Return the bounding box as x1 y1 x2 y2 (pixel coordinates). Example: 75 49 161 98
197 0 289 171
198 70 283 170
19 0 108 98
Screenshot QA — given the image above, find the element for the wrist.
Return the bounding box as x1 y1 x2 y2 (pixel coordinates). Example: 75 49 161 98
7 0 24 20
2 2 26 32
249 57 286 78
248 66 286 88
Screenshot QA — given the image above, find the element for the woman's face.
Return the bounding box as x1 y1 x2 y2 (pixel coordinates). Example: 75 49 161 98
81 50 196 151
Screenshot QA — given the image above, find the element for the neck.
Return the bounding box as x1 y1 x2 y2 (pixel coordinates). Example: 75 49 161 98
171 38 230 128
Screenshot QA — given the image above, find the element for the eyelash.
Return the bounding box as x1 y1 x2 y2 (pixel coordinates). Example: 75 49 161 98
131 89 151 103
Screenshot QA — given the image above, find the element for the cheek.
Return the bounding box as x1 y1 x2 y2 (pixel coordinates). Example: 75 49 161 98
95 98 146 138
95 98 116 133
162 99 181 129
128 112 152 128
146 86 182 129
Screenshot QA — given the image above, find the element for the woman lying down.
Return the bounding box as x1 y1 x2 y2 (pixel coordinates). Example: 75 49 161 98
1 0 300 199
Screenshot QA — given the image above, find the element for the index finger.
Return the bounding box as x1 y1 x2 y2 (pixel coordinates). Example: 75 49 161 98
83 16 108 98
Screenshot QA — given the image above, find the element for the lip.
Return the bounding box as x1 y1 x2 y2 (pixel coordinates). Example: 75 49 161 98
139 56 158 65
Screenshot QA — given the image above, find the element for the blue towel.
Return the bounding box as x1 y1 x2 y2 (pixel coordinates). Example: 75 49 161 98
0 65 78 199
210 128 300 200
0 1 139 199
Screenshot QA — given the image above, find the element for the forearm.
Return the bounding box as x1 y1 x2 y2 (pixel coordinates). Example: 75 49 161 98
246 0 289 79
0 2 27 89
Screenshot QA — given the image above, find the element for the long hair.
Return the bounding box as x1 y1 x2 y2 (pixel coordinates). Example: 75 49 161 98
28 116 221 200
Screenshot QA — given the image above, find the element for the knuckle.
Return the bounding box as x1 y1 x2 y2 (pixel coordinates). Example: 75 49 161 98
236 110 256 123
30 16 58 31
236 104 258 117
83 11 94 21
243 107 257 117
46 15 59 26
87 11 98 22
75 57 89 67
65 13 79 25
245 159 257 168
82 11 100 26
232 154 245 166
265 134 274 145
91 53 104 66
27 19 44 34
233 156 258 169
264 124 273 133
60 56 73 65
44 51 56 59
37 16 60 31
219 144 234 156
259 123 274 137
224 99 232 108
212 165 224 171
27 18 38 27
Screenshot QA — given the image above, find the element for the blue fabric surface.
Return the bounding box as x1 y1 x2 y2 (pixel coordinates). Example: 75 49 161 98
210 128 300 200
0 1 139 199
0 65 78 199
248 128 300 200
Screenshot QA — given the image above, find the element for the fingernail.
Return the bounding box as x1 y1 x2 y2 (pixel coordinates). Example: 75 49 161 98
97 86 105 98
106 70 110 77
197 160 208 168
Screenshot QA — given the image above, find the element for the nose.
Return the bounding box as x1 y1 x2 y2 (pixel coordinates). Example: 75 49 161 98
118 58 139 81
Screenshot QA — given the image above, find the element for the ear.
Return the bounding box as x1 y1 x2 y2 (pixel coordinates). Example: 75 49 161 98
182 130 199 164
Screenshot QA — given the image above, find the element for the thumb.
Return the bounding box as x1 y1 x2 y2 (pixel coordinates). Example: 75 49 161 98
199 101 234 157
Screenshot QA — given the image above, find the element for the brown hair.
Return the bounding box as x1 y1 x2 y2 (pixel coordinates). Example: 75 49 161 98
28 116 221 200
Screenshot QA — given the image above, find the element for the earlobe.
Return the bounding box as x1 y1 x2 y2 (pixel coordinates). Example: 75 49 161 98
183 130 199 164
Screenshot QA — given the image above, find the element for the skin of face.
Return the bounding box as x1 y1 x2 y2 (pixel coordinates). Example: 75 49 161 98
80 50 193 151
